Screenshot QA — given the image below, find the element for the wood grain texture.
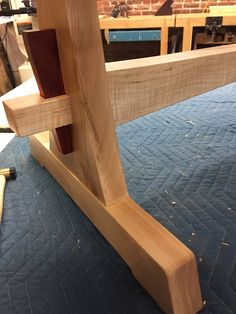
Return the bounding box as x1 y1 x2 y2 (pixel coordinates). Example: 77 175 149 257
3 94 72 136
22 29 73 154
30 132 203 314
35 0 127 205
30 2 202 311
106 44 236 125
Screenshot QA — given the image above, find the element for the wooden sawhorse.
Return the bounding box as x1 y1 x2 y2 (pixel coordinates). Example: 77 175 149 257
3 1 236 313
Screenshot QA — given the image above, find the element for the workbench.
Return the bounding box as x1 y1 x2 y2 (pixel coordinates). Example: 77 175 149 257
2 1 236 311
176 13 236 51
99 13 236 56
100 16 174 55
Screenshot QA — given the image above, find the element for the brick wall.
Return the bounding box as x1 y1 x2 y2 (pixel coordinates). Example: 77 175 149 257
96 0 236 15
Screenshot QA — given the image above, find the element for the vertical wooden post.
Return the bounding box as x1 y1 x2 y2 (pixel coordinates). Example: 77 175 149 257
182 25 193 52
160 26 169 55
35 0 128 205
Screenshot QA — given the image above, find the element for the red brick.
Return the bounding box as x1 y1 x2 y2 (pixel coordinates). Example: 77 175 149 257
184 2 200 7
102 1 110 5
96 0 236 15
172 3 183 8
151 4 160 9
176 8 191 12
135 4 150 9
103 6 112 12
129 10 142 15
190 8 202 12
142 10 158 14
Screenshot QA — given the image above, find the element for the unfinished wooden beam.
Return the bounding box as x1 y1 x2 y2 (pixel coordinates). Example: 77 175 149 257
99 15 175 29
106 44 236 125
3 93 72 136
30 132 202 314
35 0 127 205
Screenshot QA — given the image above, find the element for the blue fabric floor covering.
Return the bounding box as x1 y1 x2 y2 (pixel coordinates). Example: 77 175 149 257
0 82 236 313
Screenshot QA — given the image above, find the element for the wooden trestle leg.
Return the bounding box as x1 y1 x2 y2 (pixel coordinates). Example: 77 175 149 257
27 0 202 313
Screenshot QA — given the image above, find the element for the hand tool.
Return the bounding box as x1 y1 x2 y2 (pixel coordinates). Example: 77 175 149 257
0 167 17 223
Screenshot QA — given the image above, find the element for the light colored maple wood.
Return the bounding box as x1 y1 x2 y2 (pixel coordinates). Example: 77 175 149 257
35 0 127 205
106 44 236 125
99 15 175 29
176 13 236 27
0 78 38 127
0 175 6 223
3 93 72 137
30 132 203 314
160 26 168 55
210 5 236 14
3 2 203 311
4 42 236 128
99 14 236 30
99 13 236 54
182 25 193 52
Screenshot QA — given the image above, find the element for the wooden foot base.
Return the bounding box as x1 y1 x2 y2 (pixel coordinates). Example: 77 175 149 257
29 132 202 314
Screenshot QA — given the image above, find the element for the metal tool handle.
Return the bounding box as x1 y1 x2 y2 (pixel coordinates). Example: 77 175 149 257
0 167 17 180
0 175 6 223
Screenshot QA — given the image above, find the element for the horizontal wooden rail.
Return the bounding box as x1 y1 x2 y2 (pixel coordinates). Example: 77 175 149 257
99 13 236 30
106 44 236 125
3 45 236 131
3 93 72 136
99 15 175 29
